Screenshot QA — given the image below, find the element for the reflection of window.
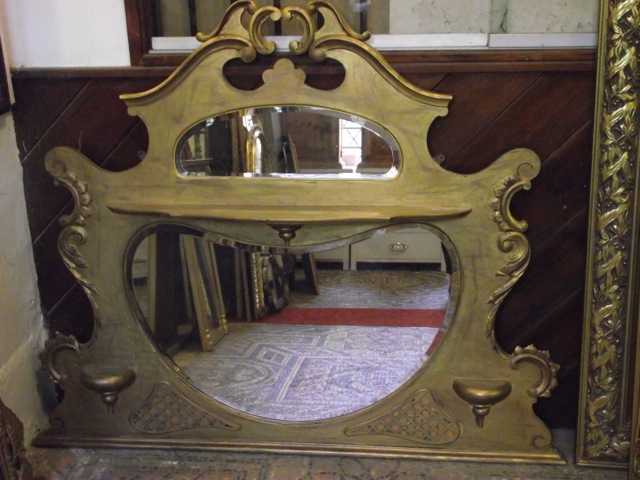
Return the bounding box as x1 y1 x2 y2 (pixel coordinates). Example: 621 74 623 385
339 119 362 172
125 0 599 65
125 1 599 65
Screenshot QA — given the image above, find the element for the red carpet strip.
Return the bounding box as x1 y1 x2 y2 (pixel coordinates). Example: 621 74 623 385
263 307 445 327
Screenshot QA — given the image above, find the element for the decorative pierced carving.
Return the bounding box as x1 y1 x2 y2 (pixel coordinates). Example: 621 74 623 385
130 383 240 434
39 333 80 386
487 162 537 349
345 390 460 445
510 345 559 399
196 0 369 60
249 5 283 55
581 0 640 465
262 59 306 90
45 154 101 329
0 397 32 480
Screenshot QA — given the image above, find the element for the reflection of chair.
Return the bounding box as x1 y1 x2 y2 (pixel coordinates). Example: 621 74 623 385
340 153 358 171
181 236 228 351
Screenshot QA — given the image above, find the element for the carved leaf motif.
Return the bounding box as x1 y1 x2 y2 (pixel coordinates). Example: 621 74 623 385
486 165 535 350
45 152 101 329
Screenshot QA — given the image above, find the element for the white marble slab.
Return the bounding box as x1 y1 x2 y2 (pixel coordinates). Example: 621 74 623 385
389 0 493 34
504 0 599 33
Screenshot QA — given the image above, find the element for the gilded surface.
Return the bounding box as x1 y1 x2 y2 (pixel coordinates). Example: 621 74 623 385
510 345 559 399
36 0 562 463
579 0 640 466
39 333 80 387
487 163 536 351
130 383 240 434
345 390 460 445
45 153 100 329
452 379 511 428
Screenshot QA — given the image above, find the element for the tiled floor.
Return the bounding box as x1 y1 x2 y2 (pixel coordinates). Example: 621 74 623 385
29 430 626 480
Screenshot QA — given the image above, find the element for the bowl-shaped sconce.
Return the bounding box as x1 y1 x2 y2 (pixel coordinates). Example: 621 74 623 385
80 368 136 414
452 379 512 428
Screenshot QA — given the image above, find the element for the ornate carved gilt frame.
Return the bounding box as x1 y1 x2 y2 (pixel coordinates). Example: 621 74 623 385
577 0 640 470
35 1 562 463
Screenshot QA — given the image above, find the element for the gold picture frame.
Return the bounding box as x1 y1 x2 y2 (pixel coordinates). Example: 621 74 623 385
577 0 640 470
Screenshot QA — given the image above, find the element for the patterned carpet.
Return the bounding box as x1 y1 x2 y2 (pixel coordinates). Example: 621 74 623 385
173 269 450 421
175 323 438 421
288 269 451 310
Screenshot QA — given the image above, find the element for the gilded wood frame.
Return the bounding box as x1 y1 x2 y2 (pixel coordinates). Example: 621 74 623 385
577 0 640 469
36 1 563 463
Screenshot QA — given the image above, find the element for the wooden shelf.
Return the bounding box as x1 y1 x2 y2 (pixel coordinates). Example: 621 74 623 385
108 202 471 223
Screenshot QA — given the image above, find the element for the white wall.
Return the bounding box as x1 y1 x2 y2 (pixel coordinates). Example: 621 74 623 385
0 9 48 442
0 112 48 440
0 0 130 67
389 0 598 34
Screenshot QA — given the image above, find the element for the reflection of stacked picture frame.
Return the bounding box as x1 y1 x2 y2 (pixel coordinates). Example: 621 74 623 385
237 251 265 321
137 233 228 352
236 251 290 321
181 236 228 351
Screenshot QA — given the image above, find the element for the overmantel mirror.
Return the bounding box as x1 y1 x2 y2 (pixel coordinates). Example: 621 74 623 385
36 1 562 463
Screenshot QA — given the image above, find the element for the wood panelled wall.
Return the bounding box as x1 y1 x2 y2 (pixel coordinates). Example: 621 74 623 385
11 50 596 428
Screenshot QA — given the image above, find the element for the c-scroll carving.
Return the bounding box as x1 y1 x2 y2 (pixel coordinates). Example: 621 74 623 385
510 345 559 399
39 333 80 387
196 0 368 59
249 5 283 56
195 1 257 43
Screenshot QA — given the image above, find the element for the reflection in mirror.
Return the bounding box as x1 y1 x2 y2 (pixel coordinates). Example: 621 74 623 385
175 107 400 178
130 225 454 421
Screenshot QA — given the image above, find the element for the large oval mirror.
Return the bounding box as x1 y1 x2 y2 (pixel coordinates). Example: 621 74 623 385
129 225 455 421
175 107 400 178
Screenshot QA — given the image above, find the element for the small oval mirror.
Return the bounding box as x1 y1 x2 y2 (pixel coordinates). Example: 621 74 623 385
176 107 400 178
129 225 454 421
